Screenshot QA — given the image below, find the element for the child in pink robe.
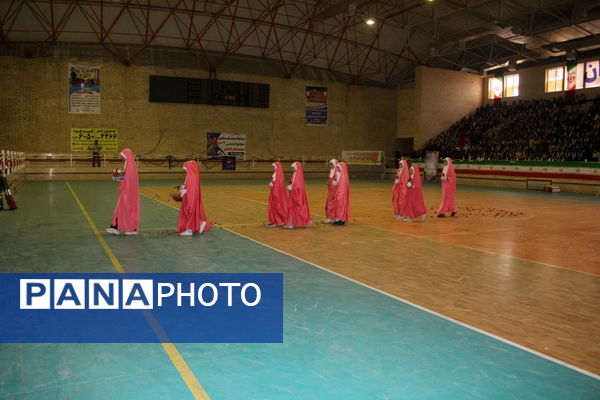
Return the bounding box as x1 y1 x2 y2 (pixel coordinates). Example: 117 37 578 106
324 159 338 224
437 157 458 217
404 164 427 222
332 161 350 225
284 162 312 229
177 161 213 236
107 149 140 235
392 160 409 219
266 162 289 226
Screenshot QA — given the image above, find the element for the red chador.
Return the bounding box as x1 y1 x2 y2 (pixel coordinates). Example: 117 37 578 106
285 162 312 228
332 162 351 225
266 162 289 226
177 161 213 236
324 159 338 223
392 159 409 219
437 157 458 217
107 149 140 235
404 165 427 222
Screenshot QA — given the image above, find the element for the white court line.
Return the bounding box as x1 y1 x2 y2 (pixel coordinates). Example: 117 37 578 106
142 192 600 381
363 222 600 277
200 191 597 276
216 188 599 275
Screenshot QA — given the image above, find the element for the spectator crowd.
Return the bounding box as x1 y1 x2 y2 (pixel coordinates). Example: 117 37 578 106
421 95 600 162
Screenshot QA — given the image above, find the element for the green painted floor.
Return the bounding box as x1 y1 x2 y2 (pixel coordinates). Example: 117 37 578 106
1 181 599 399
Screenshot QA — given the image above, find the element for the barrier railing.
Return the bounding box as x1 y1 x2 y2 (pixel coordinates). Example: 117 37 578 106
1 149 24 210
24 153 340 168
1 150 26 175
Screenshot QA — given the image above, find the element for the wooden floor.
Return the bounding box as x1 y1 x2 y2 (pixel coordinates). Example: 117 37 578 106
143 181 600 377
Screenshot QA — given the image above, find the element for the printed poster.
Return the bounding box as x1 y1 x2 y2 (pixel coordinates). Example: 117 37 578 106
207 132 246 159
305 86 328 125
71 128 118 152
489 76 503 99
341 150 382 165
585 60 600 88
424 151 439 182
69 65 101 114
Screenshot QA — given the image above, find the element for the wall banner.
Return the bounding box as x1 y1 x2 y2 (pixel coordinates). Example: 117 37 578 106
71 128 118 152
585 60 600 88
305 86 328 125
341 151 383 165
207 132 246 159
424 151 439 182
69 65 101 114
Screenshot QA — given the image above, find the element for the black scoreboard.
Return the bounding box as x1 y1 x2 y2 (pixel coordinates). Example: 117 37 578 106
149 76 270 108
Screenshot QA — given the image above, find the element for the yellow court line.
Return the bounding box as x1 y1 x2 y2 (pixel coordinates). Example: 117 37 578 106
66 183 125 274
66 182 211 400
142 189 600 380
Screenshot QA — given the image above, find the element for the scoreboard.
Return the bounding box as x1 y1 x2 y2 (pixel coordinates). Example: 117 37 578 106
149 76 270 108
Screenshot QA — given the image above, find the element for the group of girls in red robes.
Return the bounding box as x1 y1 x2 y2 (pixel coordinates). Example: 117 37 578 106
107 149 212 236
267 159 351 228
391 157 457 222
106 149 455 235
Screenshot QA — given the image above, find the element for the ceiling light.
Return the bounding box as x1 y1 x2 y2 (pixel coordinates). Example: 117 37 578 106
366 19 375 25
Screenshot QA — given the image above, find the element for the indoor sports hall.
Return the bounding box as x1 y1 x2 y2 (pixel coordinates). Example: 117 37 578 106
1 1 600 399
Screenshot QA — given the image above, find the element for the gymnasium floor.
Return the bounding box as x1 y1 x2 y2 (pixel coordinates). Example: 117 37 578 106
0 179 599 399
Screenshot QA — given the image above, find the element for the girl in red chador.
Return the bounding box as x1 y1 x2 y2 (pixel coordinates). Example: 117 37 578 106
324 159 338 224
284 162 312 229
107 149 140 235
266 162 289 227
437 157 458 218
404 162 427 222
332 161 351 226
176 161 213 236
392 159 409 219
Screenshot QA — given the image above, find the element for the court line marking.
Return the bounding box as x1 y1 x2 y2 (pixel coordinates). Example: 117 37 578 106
211 190 598 276
143 192 600 381
360 221 600 277
66 183 211 400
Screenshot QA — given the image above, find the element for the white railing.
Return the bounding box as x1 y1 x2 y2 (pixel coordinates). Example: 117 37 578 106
1 150 26 176
23 153 340 168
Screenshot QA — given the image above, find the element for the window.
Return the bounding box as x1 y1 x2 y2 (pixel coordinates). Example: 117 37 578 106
504 74 519 97
545 67 564 92
488 76 503 99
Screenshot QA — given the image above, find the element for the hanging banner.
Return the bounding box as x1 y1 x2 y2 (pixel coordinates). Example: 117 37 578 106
71 128 118 152
207 132 246 159
68 65 101 114
305 86 328 125
424 151 439 182
490 76 503 99
566 62 577 91
584 60 600 88
341 150 383 165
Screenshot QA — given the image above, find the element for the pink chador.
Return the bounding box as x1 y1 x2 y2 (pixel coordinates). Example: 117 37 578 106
324 159 338 223
332 161 351 225
404 165 427 222
177 161 213 236
437 157 458 217
392 159 409 219
284 162 312 228
107 149 140 235
266 162 289 226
